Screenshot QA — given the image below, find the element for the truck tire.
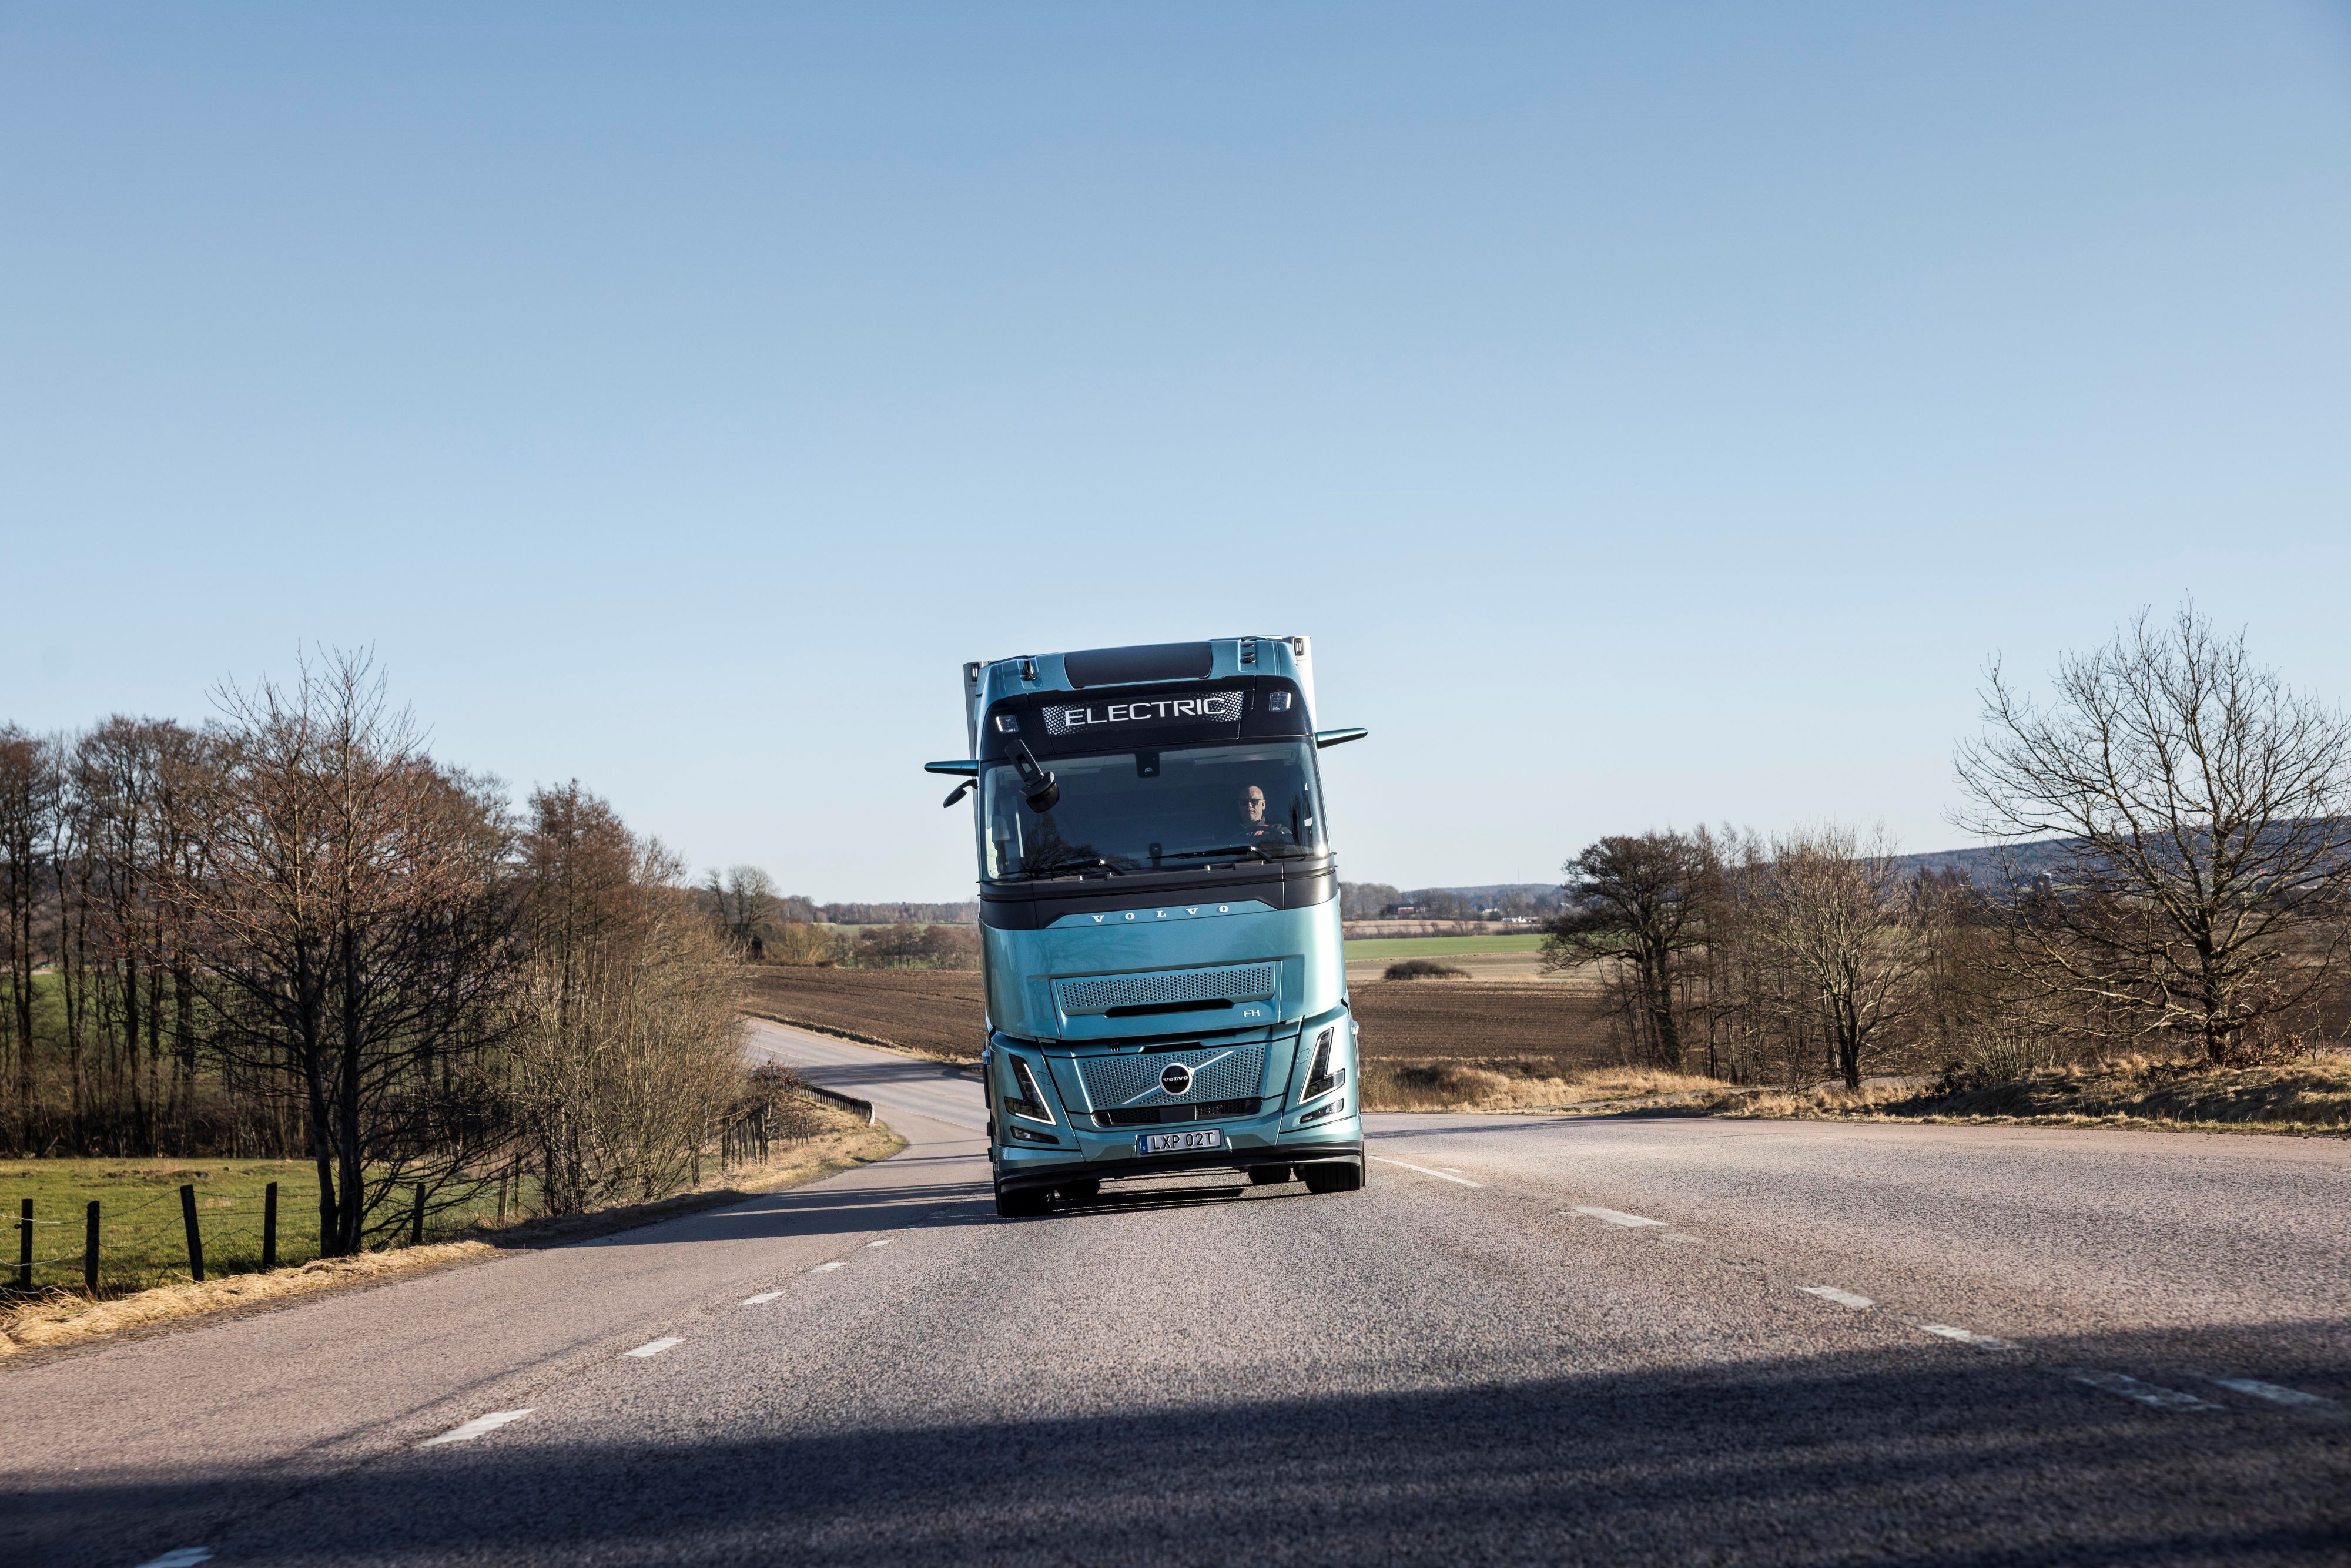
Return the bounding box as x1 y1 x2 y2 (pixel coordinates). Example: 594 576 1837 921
1302 1158 1364 1194
994 1184 1053 1218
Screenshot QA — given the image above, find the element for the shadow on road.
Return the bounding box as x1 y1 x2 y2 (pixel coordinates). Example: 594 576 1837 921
22 1329 2346 1567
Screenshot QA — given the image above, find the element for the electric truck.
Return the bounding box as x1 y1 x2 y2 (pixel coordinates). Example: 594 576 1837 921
927 636 1369 1217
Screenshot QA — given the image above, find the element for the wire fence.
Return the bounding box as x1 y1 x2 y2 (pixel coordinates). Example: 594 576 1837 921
5 1095 834 1302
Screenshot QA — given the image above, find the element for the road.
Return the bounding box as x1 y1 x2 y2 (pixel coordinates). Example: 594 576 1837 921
4 1018 2346 1566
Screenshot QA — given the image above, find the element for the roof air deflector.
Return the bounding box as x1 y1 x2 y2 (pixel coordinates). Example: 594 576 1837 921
1062 642 1214 689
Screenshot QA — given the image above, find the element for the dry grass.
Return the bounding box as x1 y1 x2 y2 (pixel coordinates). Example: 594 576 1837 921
1362 1057 1730 1112
2 1107 901 1362
1700 1056 2351 1135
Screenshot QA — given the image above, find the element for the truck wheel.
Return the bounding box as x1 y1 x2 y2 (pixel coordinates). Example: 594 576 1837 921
1302 1158 1364 1194
1057 1179 1100 1201
1248 1165 1292 1185
994 1184 1053 1218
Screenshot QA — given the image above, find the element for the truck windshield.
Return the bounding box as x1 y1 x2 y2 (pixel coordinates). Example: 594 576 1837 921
982 741 1324 879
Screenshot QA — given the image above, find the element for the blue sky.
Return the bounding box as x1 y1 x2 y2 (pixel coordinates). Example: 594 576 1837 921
5 3 2349 900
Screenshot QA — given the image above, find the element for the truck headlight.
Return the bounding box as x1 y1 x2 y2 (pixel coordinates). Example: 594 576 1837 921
1302 1026 1345 1103
1005 1056 1057 1125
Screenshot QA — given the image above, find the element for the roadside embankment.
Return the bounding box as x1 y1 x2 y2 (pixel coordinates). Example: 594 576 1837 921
1 1099 901 1362
1361 1058 1730 1112
1362 1052 2351 1136
1707 1057 2351 1135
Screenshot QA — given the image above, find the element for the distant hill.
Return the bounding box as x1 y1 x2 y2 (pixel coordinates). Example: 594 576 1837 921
1389 842 2077 913
1890 839 2074 886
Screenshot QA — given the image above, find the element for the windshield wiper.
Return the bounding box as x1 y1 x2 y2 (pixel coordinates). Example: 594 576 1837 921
1009 856 1124 879
1159 843 1272 863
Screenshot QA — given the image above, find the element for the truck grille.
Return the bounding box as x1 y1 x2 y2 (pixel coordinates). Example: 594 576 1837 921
1095 1097 1260 1127
1057 963 1277 1017
1074 1044 1268 1110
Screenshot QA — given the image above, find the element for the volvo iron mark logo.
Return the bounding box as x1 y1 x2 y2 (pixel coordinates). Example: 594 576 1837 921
1160 1062 1194 1097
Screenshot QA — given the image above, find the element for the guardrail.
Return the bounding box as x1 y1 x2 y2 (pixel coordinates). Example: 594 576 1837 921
797 1084 876 1124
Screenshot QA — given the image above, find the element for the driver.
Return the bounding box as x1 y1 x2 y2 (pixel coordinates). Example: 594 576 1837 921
1237 784 1295 845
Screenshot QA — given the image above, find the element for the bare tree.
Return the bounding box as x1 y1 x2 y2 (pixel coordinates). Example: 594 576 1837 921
1542 831 1720 1070
518 786 746 1212
1733 824 1920 1090
170 651 516 1254
1956 605 2351 1064
702 863 783 955
0 725 58 1150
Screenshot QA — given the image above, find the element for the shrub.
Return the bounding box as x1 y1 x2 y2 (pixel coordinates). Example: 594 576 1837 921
1384 958 1471 980
850 923 982 971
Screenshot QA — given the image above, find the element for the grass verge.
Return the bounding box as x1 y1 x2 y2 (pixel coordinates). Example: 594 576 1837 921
1 1107 902 1362
1700 1057 2351 1135
1362 1057 1730 1112
1344 934 1549 960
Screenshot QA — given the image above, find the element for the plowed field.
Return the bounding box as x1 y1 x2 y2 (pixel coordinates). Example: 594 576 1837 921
1348 979 1616 1062
742 967 987 1060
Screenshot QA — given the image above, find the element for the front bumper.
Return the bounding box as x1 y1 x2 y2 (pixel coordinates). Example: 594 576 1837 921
994 1131 1363 1194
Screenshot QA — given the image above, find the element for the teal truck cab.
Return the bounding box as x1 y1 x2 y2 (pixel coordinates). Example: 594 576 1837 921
927 637 1369 1217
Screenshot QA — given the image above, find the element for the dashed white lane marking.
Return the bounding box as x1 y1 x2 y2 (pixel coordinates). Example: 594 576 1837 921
1368 1156 1485 1188
418 1409 533 1448
741 1291 785 1305
1575 1205 1663 1228
865 1238 892 1247
811 1261 846 1272
1920 1324 2017 1349
2211 1376 2333 1407
1801 1286 1874 1309
2073 1371 2218 1411
622 1338 681 1359
133 1551 213 1567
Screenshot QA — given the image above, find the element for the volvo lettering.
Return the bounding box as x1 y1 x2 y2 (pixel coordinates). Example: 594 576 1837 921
925 638 1369 1216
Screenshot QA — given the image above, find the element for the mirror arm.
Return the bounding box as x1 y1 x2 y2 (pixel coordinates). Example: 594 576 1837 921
940 779 976 809
925 760 982 776
1313 728 1370 749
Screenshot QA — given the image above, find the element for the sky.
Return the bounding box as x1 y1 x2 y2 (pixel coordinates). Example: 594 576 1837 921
5 3 2350 902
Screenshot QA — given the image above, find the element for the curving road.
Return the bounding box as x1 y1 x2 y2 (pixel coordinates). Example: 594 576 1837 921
4 1021 2346 1566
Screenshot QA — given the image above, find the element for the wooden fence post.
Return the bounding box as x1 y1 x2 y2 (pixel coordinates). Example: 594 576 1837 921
84 1201 99 1295
261 1182 279 1269
15 1198 30 1290
179 1184 205 1283
409 1183 425 1248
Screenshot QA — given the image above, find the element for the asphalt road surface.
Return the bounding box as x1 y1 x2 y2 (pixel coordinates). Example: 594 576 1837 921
6 1020 2346 1566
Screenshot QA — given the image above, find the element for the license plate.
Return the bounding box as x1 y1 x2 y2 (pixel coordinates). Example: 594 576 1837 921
1137 1127 1225 1156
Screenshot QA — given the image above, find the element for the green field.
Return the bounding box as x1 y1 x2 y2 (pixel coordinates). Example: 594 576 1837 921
1344 933 1549 960
1 1159 533 1296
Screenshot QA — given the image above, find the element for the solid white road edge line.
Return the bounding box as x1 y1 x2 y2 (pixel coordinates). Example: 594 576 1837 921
2211 1376 2333 1406
1801 1286 1874 1309
132 1550 214 1568
1574 1205 1663 1228
811 1261 846 1272
741 1291 785 1305
2073 1371 2218 1411
622 1338 682 1359
1367 1156 1485 1188
1920 1324 2018 1349
418 1410 533 1448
